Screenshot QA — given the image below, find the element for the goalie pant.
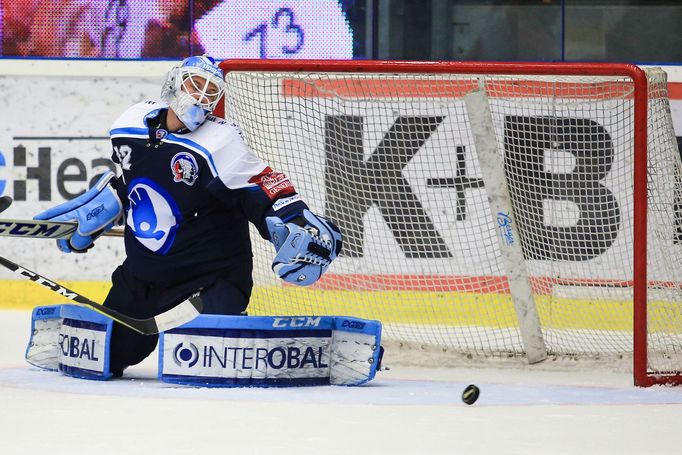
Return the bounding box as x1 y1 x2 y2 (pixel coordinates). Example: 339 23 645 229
101 258 253 376
26 305 383 387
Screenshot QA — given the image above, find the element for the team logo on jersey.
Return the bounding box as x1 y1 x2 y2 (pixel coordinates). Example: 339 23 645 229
171 152 199 186
127 178 182 254
156 129 168 140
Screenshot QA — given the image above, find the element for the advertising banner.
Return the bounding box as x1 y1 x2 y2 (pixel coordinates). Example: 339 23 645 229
0 68 681 308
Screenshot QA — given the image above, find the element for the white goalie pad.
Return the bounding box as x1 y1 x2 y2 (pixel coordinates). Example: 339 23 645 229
25 306 63 371
159 315 383 387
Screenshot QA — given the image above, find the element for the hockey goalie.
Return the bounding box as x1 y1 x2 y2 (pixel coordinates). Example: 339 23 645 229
23 55 383 387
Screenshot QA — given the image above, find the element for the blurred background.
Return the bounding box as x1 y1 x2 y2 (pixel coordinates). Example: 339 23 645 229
2 0 680 63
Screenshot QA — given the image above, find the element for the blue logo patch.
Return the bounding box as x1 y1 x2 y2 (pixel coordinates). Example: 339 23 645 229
143 108 162 123
341 320 366 330
171 152 199 186
127 178 182 254
36 307 56 316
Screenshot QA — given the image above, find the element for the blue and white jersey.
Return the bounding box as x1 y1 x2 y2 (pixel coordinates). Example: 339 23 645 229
109 100 307 282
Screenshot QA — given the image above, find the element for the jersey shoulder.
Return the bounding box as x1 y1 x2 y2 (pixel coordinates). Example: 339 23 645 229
110 100 167 136
186 115 246 148
176 117 265 182
179 116 254 163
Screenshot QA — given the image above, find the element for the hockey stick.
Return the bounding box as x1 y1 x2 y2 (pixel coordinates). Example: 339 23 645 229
0 255 203 335
0 196 124 239
0 218 125 239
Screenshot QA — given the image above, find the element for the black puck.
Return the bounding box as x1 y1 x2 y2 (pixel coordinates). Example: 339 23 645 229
461 384 480 405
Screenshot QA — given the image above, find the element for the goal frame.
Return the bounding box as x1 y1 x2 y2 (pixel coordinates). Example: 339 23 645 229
216 59 673 387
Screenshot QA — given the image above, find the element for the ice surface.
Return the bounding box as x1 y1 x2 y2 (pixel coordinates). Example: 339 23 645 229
1 310 681 455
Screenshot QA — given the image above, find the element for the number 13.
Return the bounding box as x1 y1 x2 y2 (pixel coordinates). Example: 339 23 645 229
243 7 305 58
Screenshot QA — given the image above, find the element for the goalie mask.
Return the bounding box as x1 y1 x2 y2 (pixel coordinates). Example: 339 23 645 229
161 55 226 131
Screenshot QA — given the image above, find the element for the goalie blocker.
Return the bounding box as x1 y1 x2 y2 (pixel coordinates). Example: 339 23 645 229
26 305 383 387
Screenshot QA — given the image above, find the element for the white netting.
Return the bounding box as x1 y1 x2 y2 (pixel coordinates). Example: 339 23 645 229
220 64 682 380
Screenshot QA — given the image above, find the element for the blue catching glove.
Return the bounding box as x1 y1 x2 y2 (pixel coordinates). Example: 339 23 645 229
34 171 123 253
266 209 342 286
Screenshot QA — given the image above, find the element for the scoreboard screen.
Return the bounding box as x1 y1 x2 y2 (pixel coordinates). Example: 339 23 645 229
1 0 363 59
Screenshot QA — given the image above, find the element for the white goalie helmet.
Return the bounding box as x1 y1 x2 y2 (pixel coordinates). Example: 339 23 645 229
161 55 226 131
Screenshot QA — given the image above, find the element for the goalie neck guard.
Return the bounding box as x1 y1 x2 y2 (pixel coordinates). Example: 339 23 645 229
160 55 226 131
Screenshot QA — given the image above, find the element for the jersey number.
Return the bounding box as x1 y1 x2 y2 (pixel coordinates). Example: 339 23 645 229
113 145 132 171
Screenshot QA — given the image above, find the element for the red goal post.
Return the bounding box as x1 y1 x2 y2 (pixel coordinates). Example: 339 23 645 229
216 60 681 387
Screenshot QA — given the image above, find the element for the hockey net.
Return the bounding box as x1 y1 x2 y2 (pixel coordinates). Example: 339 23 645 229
217 60 682 386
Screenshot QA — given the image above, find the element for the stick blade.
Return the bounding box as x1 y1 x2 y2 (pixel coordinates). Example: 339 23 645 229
153 296 203 332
